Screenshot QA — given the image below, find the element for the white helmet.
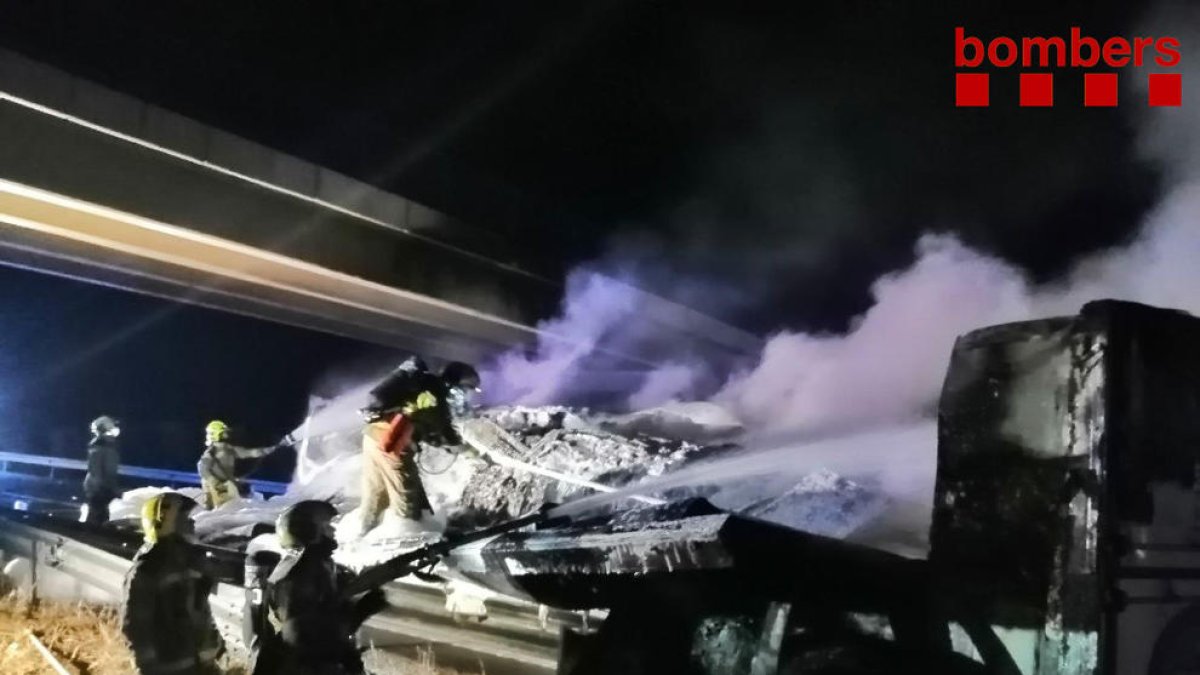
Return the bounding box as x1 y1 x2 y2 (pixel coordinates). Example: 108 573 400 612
90 415 120 439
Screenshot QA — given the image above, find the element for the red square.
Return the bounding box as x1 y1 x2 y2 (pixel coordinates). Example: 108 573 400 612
956 73 989 107
1149 73 1182 107
1085 73 1118 107
1020 73 1054 107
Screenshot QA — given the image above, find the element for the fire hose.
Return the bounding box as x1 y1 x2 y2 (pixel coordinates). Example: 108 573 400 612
342 508 556 596
288 413 664 503
462 420 665 506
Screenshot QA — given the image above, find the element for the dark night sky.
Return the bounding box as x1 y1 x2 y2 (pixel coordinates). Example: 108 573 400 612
0 1 1173 470
0 265 402 475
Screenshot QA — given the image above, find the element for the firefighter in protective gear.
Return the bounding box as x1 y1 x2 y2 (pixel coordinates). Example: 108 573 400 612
243 547 281 665
442 361 483 418
121 492 224 675
251 501 386 675
83 415 121 525
356 358 478 534
198 420 286 509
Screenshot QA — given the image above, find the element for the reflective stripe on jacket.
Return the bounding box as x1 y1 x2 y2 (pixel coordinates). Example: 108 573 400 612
198 440 275 483
121 538 222 674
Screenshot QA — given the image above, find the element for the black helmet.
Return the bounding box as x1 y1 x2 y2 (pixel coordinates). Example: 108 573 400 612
276 500 338 550
398 356 429 373
441 362 481 391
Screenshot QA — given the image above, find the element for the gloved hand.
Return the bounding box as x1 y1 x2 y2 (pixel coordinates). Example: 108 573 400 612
351 587 389 627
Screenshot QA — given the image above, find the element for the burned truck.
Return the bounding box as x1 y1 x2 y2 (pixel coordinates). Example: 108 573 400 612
429 300 1200 675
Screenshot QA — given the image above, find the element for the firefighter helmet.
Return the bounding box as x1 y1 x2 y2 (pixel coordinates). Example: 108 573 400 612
205 420 230 444
90 415 120 438
442 362 481 418
276 500 338 550
141 492 198 544
441 362 481 391
398 356 429 373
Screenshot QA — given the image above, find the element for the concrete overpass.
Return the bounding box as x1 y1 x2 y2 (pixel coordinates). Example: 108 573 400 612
0 48 760 365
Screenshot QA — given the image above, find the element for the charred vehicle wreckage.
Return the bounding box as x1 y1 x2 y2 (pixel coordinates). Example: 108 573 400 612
432 299 1200 675
3 299 1200 675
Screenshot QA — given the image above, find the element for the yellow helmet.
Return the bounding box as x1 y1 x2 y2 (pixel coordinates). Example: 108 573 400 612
205 420 230 443
141 492 198 544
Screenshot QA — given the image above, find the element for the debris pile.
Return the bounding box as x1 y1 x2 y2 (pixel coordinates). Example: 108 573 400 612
597 401 744 444
104 403 923 562
735 469 888 539
451 406 718 526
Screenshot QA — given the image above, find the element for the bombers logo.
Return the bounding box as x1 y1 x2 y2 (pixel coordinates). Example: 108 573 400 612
955 27 1182 107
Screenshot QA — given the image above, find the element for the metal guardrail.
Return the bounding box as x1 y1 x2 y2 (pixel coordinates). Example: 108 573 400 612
0 516 133 601
0 450 288 494
0 511 561 672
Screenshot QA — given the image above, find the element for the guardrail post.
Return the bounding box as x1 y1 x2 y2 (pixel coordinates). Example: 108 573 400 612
30 538 39 605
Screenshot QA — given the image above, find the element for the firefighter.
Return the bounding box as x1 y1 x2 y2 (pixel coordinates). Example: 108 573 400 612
83 415 121 525
198 420 292 510
121 492 224 675
251 500 385 675
356 358 480 534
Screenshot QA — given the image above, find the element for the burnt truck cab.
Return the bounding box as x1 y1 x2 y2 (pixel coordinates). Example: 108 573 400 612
933 299 1200 675
449 300 1200 675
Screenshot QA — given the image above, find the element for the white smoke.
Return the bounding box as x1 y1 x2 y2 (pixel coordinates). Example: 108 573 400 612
714 236 1034 432
1044 189 1200 317
495 205 1197 426
711 70 1200 434
485 202 1200 433
483 18 1200 435
481 270 640 405
627 362 702 410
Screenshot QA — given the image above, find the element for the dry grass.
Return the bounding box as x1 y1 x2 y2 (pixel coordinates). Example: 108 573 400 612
0 595 134 674
365 645 484 675
0 595 476 675
0 595 248 675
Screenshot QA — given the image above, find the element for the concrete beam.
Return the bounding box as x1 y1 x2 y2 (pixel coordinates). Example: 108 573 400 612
0 178 538 361
0 48 514 262
0 48 762 365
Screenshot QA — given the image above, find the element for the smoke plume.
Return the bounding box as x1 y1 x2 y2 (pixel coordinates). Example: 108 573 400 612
482 6 1200 436
480 271 639 405
713 236 1033 432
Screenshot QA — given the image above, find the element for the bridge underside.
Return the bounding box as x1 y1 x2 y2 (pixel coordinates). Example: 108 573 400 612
0 87 552 361
0 49 761 367
0 176 534 361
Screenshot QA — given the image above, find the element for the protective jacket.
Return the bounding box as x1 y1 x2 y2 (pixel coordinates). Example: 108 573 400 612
121 537 223 675
252 546 380 675
198 440 276 483
84 436 120 496
358 359 461 529
363 358 461 448
198 440 276 509
83 436 120 524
